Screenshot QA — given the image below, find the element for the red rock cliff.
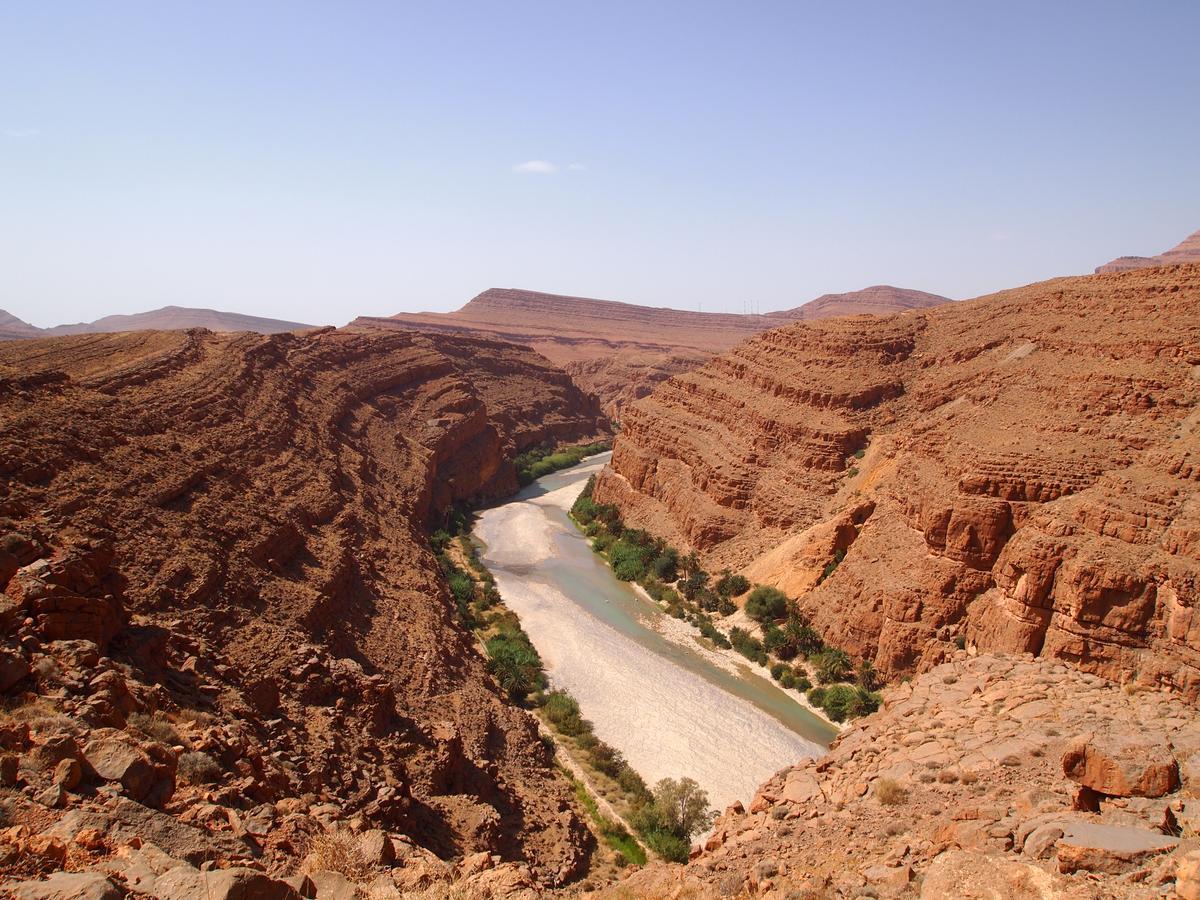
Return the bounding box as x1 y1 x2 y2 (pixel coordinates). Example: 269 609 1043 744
595 264 1200 697
0 327 608 884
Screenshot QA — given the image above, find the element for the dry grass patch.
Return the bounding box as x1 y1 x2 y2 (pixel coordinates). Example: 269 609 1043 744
300 829 375 883
958 770 979 785
177 751 222 785
874 778 908 806
128 711 182 745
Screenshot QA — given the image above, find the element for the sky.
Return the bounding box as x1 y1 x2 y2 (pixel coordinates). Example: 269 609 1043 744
2 1 1198 328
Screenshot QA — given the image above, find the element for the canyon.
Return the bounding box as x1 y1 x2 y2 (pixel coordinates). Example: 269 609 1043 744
353 285 950 416
594 263 1200 699
0 327 609 893
1 263 1199 898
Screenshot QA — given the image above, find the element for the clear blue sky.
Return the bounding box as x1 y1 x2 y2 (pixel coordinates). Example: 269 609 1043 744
2 1 1197 327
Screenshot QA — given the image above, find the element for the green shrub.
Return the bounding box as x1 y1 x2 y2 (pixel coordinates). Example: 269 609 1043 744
811 647 852 684
715 571 751 598
794 674 812 692
717 596 736 616
770 662 788 681
652 550 679 582
486 634 543 702
730 627 767 665
745 586 788 622
779 671 796 689
542 690 589 736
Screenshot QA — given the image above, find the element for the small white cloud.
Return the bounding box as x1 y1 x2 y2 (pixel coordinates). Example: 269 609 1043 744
513 160 558 174
567 162 586 171
4 128 40 139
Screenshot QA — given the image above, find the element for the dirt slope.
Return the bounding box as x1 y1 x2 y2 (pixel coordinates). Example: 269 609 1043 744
355 286 949 416
594 264 1200 697
0 327 608 887
1097 227 1200 274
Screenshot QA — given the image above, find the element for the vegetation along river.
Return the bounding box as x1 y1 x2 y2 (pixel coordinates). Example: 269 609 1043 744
473 452 838 814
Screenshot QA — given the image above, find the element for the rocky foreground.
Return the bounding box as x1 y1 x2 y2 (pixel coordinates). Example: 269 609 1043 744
0 327 609 895
601 652 1200 899
596 263 1200 695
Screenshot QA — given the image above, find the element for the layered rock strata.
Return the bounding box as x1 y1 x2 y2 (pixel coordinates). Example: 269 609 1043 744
595 264 1200 695
0 327 608 888
355 286 949 416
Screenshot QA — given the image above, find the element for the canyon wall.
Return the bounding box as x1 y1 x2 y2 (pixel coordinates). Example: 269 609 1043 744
1097 227 1200 274
595 264 1200 697
0 327 608 885
354 286 949 417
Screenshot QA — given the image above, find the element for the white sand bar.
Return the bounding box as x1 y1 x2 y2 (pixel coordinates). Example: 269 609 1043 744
474 454 833 813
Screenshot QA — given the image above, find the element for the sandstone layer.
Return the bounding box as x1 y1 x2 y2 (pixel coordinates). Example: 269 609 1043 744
354 286 949 416
0 327 609 889
594 264 1200 696
601 652 1200 899
1097 227 1200 274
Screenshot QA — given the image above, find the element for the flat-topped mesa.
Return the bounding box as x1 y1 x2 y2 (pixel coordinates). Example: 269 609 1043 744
0 326 608 884
1096 226 1200 273
352 285 950 417
594 263 1200 697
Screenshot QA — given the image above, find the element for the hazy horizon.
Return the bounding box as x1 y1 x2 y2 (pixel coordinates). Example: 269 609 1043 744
3 1 1198 328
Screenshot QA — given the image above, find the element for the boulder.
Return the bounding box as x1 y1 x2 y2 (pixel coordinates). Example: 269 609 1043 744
82 734 175 807
920 850 1092 899
1054 821 1178 874
152 865 303 900
1022 823 1063 859
357 828 395 866
7 871 124 900
0 647 29 692
1177 850 1200 900
306 870 359 900
54 757 82 790
1061 731 1179 798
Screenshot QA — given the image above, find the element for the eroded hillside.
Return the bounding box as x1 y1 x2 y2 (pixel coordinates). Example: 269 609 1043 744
594 264 1200 696
0 327 609 892
354 286 948 417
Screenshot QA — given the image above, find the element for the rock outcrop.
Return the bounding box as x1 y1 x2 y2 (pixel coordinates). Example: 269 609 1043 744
355 285 949 416
0 327 608 889
1097 227 1200 274
595 263 1200 695
599 653 1200 898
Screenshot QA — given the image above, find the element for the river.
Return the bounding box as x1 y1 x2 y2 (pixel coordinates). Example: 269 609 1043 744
473 452 837 813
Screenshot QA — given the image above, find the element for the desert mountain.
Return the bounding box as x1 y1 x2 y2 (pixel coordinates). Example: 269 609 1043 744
355 285 950 416
0 327 608 888
595 263 1200 696
37 305 315 337
0 309 42 341
1096 227 1200 273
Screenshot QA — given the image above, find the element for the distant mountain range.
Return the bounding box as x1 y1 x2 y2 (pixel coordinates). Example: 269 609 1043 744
0 305 315 341
1096 227 1200 273
352 285 951 414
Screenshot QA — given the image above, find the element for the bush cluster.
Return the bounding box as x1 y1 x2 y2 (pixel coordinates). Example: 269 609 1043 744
515 441 610 486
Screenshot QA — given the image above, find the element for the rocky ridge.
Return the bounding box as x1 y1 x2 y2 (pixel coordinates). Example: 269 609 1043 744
601 652 1200 898
355 286 949 416
0 327 609 893
0 306 316 341
594 263 1200 696
1097 228 1200 274
0 310 42 342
